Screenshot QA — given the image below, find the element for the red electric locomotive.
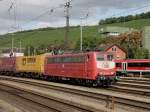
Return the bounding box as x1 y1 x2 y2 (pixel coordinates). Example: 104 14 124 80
115 59 150 76
0 57 16 75
44 52 117 86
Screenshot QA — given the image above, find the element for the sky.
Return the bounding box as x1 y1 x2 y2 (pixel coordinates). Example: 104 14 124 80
0 0 150 34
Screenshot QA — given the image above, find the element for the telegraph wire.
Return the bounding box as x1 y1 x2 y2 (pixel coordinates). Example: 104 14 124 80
10 3 65 33
6 2 68 39
5 0 150 33
7 0 73 33
109 3 150 18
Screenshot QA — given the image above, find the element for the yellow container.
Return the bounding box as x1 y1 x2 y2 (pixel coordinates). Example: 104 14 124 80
16 55 45 74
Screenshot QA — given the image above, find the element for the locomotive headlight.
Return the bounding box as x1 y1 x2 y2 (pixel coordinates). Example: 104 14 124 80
100 72 103 75
111 72 114 74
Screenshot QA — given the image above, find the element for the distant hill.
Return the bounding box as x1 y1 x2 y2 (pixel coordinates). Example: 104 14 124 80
99 11 150 25
0 18 150 49
0 26 100 49
103 18 150 29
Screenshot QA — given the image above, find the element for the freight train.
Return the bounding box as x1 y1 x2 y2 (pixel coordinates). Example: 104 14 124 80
0 52 118 86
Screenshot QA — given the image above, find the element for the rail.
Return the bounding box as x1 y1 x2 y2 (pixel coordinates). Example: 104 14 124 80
0 76 149 112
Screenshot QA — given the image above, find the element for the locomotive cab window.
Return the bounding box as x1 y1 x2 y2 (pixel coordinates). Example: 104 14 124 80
96 55 104 61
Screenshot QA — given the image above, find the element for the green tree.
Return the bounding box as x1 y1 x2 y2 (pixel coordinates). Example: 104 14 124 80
134 47 149 59
75 37 104 51
24 45 35 56
99 11 150 25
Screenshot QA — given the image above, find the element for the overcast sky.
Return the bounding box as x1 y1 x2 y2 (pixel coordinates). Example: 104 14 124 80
0 0 150 34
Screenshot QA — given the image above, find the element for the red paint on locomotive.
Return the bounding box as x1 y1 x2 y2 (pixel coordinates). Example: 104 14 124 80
44 52 116 82
0 57 16 72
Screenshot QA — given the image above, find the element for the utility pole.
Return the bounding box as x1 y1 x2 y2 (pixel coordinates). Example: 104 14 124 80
34 48 36 56
80 13 89 51
80 19 83 51
11 34 14 53
28 46 30 56
19 40 21 53
9 33 14 57
64 0 72 50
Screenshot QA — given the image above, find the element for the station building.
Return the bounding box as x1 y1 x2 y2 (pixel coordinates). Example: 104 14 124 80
99 26 134 37
96 44 126 60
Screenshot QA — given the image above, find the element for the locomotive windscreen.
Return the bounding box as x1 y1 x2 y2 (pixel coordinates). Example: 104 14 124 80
96 55 104 61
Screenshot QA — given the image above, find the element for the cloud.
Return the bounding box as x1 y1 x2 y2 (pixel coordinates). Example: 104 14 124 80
0 0 149 34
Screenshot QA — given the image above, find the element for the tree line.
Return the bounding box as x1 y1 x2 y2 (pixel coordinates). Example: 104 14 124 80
24 31 149 59
99 11 150 25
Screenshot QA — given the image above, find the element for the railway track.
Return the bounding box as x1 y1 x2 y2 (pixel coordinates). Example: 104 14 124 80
0 76 112 112
114 81 150 89
114 77 150 90
120 77 150 82
0 76 149 112
109 77 150 96
110 85 150 96
118 79 150 85
0 85 64 112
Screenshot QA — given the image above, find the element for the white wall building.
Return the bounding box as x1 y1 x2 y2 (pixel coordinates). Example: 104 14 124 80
0 52 24 57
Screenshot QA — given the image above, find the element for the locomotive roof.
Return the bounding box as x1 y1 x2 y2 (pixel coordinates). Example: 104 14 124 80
46 51 107 57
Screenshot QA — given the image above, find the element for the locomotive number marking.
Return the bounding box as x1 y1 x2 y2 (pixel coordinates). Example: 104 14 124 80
102 62 109 68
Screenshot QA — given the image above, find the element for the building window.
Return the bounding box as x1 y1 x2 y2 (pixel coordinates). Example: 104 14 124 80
112 47 117 51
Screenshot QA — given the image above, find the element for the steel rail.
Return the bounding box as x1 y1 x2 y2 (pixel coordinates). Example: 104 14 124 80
0 84 61 112
115 82 150 89
0 76 149 112
0 77 108 112
0 82 103 112
118 79 150 85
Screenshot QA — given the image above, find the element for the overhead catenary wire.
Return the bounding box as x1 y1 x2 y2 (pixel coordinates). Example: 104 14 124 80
7 0 20 34
6 0 150 33
77 3 150 26
8 3 66 33
4 0 74 47
10 0 74 51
